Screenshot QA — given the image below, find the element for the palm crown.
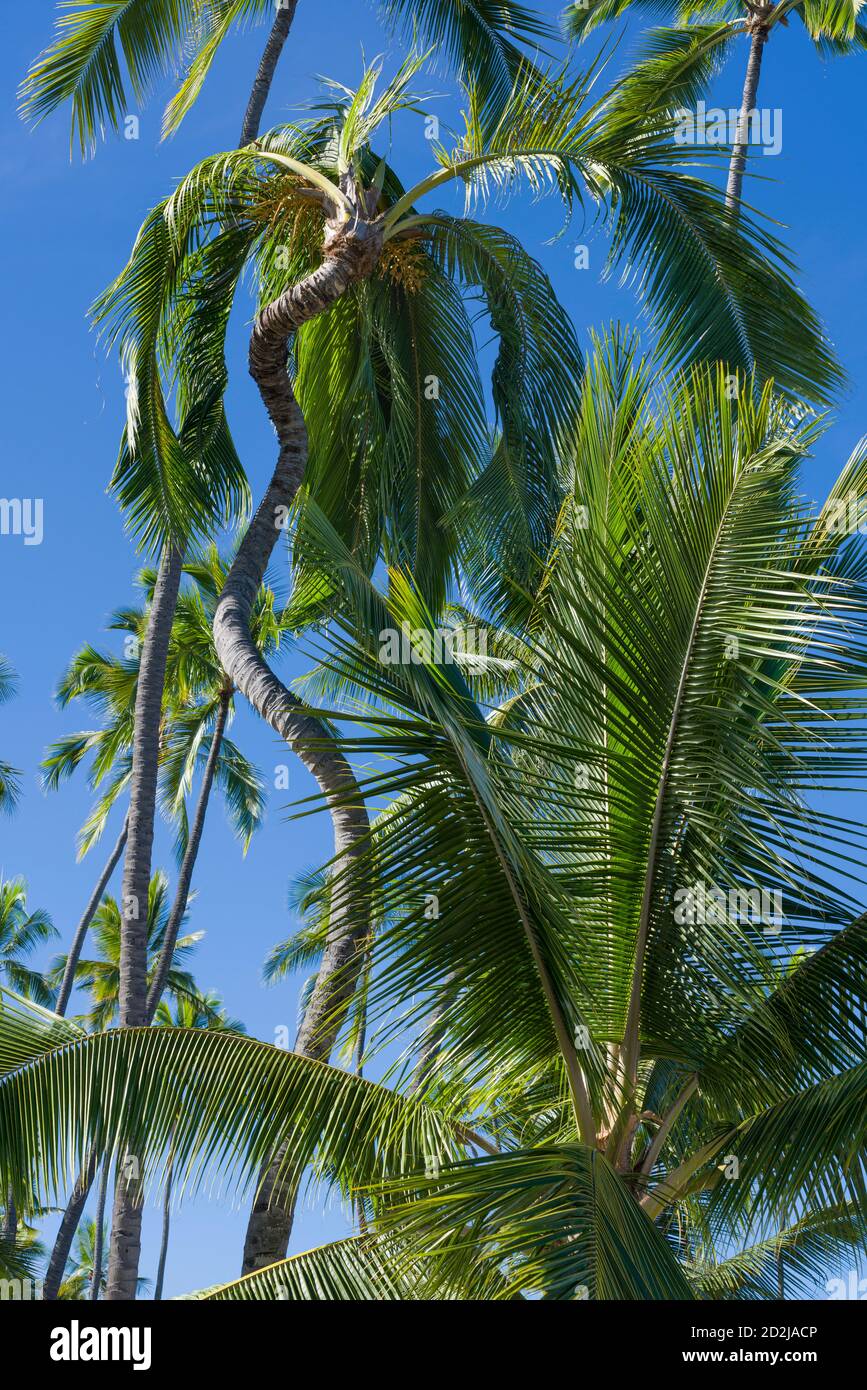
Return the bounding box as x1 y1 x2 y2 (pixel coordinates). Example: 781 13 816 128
4 343 867 1298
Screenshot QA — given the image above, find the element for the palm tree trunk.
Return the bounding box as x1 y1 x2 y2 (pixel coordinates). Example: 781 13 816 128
42 820 128 1298
105 541 184 1300
90 1160 110 1301
240 0 301 146
214 209 380 1274
42 1152 99 1300
725 22 769 213
55 816 129 1017
145 692 231 1022
153 1150 174 1302
100 3 305 1303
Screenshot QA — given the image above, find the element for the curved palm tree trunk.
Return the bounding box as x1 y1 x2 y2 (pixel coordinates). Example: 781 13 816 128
145 692 231 1022
56 816 129 1017
725 21 769 213
90 1160 110 1301
213 208 380 1274
240 0 301 145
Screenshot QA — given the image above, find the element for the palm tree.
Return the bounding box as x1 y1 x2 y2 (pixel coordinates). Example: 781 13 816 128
152 991 246 1300
41 867 211 1301
39 873 210 1301
0 880 56 1009
7 349 866 1299
566 0 867 209
98 49 844 1282
50 872 208 1033
43 557 268 1018
0 656 22 815
20 5 560 1294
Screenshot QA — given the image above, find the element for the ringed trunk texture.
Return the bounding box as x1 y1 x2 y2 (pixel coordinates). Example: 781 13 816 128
240 0 301 146
145 691 231 1021
213 210 380 1274
725 24 768 213
105 542 184 1301
55 816 129 1017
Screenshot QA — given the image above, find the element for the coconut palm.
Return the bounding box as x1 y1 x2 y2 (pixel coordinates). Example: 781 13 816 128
91 46 847 1289
3 349 867 1299
566 0 867 209
0 880 56 1009
43 556 268 1018
49 872 207 1033
39 872 209 1300
20 7 560 1139
0 656 22 816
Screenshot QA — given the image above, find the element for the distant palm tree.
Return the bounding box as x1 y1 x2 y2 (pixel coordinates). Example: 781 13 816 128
43 554 269 1017
0 656 22 815
566 0 867 208
0 879 56 1008
49 873 208 1033
58 1217 151 1300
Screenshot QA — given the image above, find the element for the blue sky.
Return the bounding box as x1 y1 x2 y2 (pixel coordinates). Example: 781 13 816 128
1 1 865 1298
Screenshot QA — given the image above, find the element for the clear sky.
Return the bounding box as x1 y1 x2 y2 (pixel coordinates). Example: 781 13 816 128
1 1 865 1298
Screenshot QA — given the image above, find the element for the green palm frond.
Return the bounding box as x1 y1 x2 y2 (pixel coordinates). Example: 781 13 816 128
0 1020 470 1218
182 1235 412 1300
378 1145 696 1298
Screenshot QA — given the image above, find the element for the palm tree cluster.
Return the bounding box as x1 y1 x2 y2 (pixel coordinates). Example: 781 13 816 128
1 0 864 1301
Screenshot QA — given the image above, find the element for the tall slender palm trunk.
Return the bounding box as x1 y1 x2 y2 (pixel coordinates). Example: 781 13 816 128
214 207 380 1274
153 1147 175 1301
105 542 183 1300
725 21 769 213
55 816 129 1017
90 1161 110 1301
42 1153 99 1300
241 0 300 146
145 691 231 1021
42 824 128 1298
102 0 304 1298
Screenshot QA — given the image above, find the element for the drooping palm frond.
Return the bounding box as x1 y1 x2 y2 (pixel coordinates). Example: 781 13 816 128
181 1235 413 1300
0 1009 472 1222
386 63 843 403
21 0 556 155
